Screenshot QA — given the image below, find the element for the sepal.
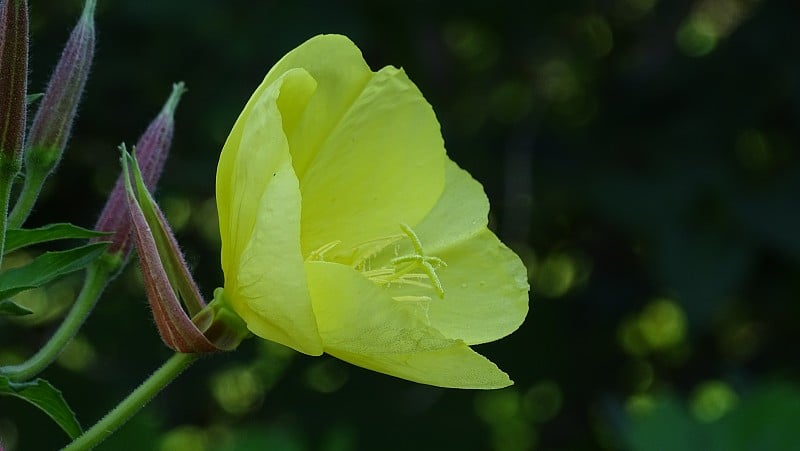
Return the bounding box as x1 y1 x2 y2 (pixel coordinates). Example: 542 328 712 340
122 148 219 353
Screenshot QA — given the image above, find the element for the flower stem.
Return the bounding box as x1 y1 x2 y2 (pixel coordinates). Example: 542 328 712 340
64 352 200 451
7 166 45 228
0 168 14 268
0 254 119 381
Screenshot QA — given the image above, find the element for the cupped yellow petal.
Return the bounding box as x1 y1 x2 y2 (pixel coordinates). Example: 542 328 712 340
411 159 490 253
217 69 323 355
258 35 445 259
371 160 529 345
425 229 529 345
298 65 446 259
261 34 374 179
305 261 512 389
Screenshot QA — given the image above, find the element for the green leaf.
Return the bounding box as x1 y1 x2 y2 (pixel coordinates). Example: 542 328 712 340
26 92 44 104
0 298 33 316
0 242 108 300
4 223 109 254
0 375 82 439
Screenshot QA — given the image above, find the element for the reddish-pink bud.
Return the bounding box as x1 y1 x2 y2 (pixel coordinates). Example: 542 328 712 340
25 0 95 173
122 150 235 353
94 82 185 255
0 0 29 175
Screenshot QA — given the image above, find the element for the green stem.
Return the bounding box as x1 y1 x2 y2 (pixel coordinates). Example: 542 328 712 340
0 256 117 381
7 167 45 229
64 352 200 451
0 169 15 268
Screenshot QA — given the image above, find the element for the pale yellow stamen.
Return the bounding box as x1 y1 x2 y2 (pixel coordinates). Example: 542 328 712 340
306 240 341 261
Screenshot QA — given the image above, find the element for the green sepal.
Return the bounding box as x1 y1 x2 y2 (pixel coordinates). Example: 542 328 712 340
0 374 83 439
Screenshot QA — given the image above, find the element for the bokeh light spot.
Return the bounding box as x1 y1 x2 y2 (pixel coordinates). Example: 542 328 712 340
159 425 209 451
522 380 563 422
209 365 265 416
474 389 521 425
580 15 614 58
638 299 687 350
676 17 718 56
690 380 738 422
625 393 656 417
305 359 349 394
443 21 499 71
57 334 97 372
537 59 578 103
489 81 533 124
532 253 576 298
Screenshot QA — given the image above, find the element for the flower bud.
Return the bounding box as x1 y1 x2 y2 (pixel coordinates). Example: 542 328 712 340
122 149 247 353
93 82 185 255
0 0 28 176
24 0 95 175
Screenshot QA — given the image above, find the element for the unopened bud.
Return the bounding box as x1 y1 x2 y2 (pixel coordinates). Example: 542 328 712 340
24 0 95 174
0 0 29 176
123 149 245 353
94 82 185 255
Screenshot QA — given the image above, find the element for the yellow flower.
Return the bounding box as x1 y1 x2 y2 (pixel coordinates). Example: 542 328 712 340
216 34 529 389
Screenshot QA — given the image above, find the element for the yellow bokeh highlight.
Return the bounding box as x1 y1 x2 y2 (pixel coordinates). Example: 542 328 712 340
57 334 97 372
638 299 687 350
305 359 349 393
474 389 521 425
159 425 209 451
677 0 761 57
625 393 657 417
690 380 738 422
531 250 592 299
209 365 264 416
2 251 78 326
676 18 718 57
618 298 687 355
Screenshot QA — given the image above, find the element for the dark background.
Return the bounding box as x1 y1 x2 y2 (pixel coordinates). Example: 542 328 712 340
2 0 799 449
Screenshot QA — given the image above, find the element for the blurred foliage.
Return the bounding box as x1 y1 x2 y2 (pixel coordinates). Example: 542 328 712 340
1 0 799 449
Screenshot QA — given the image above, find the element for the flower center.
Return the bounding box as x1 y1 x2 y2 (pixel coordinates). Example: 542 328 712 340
306 224 447 300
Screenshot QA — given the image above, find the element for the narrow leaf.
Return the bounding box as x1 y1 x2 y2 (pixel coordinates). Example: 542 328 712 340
4 223 109 254
0 242 108 300
0 298 32 316
0 375 82 439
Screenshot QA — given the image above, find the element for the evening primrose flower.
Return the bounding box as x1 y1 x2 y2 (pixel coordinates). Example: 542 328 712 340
216 34 528 389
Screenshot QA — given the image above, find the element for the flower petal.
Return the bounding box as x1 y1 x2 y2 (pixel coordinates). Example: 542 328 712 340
259 35 446 259
372 161 529 345
413 159 490 253
259 34 374 179
306 261 513 389
217 69 323 355
425 229 529 345
299 65 446 259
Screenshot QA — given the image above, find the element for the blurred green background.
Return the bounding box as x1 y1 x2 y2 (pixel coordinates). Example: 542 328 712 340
2 0 799 449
